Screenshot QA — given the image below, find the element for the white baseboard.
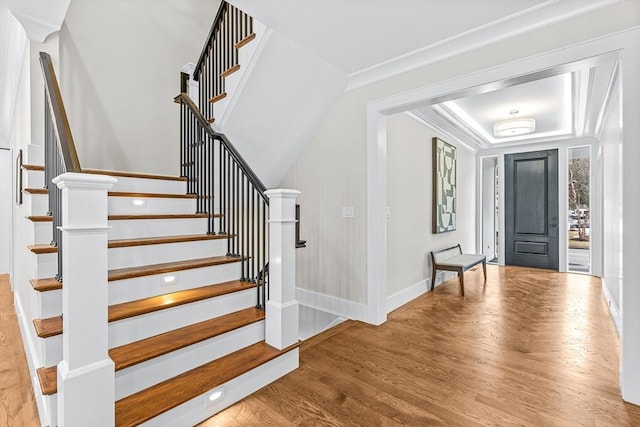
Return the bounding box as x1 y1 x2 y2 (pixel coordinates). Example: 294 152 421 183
601 278 622 335
386 279 428 313
15 291 52 426
295 287 368 321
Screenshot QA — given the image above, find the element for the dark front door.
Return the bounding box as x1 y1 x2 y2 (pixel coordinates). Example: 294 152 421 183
505 149 559 270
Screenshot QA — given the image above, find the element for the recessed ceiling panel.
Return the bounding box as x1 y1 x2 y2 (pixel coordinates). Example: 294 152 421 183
444 73 572 144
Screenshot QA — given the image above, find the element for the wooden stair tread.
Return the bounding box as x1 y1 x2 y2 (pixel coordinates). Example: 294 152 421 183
115 342 297 427
28 234 229 255
33 279 254 338
220 64 240 78
36 366 57 395
208 92 227 103
23 188 47 195
83 169 187 182
22 164 44 171
108 255 242 281
111 307 264 370
109 280 255 322
27 244 57 254
108 191 196 199
108 234 229 248
206 117 215 124
108 213 211 220
33 316 62 338
235 33 256 49
22 189 196 199
36 307 265 395
27 215 52 222
30 278 62 292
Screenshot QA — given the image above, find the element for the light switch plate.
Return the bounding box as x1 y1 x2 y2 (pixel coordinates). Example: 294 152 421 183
341 206 355 218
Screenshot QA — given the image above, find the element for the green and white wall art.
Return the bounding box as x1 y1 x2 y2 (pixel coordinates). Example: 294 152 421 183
432 137 456 233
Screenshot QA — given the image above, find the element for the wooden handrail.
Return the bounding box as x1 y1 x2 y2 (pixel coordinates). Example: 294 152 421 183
174 92 268 198
39 52 81 173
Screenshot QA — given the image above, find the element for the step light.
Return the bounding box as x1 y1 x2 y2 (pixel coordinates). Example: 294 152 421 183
205 387 225 407
162 275 177 285
132 199 146 207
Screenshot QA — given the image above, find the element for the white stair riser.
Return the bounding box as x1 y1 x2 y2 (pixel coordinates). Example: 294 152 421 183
108 239 228 270
34 261 243 318
108 196 196 215
43 335 62 367
141 349 299 427
115 321 264 400
28 193 48 216
34 222 53 244
33 252 56 279
37 288 62 319
110 176 187 195
109 262 242 304
26 170 45 188
108 218 212 240
109 287 256 347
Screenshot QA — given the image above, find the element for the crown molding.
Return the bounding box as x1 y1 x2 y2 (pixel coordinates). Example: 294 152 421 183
345 0 623 91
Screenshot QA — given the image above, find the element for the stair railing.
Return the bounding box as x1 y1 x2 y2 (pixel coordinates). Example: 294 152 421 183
175 92 269 309
192 1 253 121
39 52 82 282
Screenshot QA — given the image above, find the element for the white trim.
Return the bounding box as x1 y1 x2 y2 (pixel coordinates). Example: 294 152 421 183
295 287 368 322
386 279 428 314
14 291 52 426
346 0 623 90
601 278 622 335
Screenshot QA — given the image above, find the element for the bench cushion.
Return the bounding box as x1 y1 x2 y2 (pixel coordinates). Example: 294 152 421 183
436 254 486 269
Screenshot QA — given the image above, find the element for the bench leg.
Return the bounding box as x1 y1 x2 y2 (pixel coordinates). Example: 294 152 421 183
482 261 487 282
431 265 437 291
458 269 464 296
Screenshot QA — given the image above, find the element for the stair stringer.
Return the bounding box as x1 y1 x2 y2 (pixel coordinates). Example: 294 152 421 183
213 22 347 188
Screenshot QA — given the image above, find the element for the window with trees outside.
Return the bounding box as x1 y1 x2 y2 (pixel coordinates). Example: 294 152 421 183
568 146 590 273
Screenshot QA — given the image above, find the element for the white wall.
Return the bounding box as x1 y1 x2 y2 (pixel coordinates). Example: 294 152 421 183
0 148 12 275
600 77 622 311
280 0 640 313
58 0 219 175
386 113 475 296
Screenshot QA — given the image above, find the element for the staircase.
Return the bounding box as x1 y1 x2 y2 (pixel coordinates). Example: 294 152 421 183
22 166 299 426
16 3 302 425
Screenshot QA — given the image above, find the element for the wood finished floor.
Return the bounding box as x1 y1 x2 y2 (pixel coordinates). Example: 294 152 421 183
0 274 40 427
201 265 640 426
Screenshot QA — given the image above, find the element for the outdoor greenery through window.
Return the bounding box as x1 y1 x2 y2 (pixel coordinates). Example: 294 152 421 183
568 146 590 273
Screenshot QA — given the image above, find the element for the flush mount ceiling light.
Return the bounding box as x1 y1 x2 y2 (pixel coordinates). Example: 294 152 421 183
493 109 536 137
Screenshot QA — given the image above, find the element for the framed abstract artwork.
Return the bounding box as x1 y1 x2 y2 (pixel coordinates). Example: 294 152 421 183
432 137 456 233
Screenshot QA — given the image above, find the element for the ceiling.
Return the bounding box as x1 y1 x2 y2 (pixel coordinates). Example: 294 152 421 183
231 0 622 151
411 51 620 151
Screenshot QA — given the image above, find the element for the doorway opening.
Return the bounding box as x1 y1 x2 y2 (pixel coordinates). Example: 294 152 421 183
481 156 499 263
567 146 591 273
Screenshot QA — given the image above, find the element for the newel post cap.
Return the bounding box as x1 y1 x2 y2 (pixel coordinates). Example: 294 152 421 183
53 172 117 190
265 189 301 199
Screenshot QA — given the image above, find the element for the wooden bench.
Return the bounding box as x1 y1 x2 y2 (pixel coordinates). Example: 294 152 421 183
430 244 486 296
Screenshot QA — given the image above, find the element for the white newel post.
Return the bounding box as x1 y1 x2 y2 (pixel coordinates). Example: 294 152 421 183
265 189 300 349
53 173 117 427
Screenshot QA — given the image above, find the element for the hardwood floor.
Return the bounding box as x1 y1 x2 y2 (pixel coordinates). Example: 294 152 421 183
0 274 40 427
3 267 639 426
201 265 640 426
